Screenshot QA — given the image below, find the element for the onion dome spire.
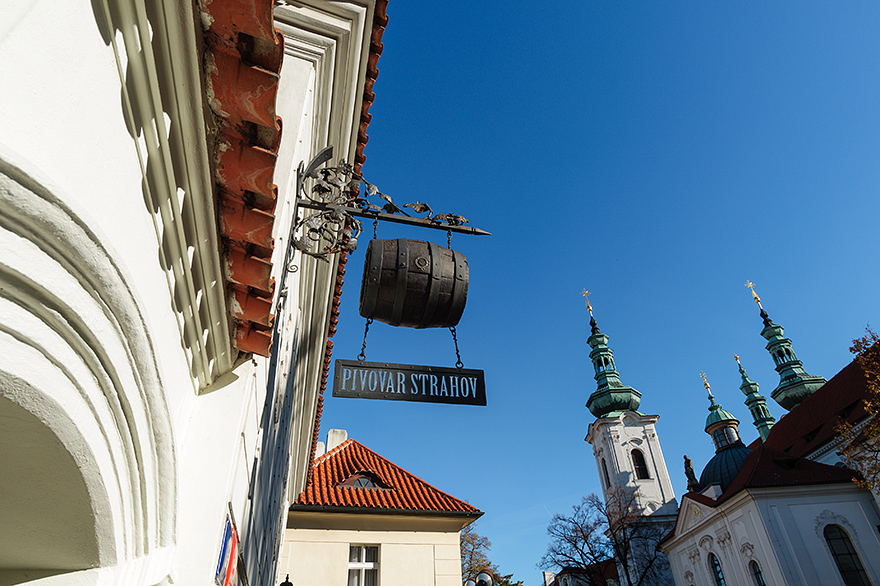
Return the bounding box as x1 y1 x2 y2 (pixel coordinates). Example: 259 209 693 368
697 372 752 492
735 354 775 442
745 281 827 411
582 291 641 418
702 372 740 445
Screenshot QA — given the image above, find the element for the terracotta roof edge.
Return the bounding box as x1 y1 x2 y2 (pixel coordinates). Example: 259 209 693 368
288 503 483 518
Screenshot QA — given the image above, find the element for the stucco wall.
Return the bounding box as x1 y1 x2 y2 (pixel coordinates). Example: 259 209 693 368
0 0 272 583
281 525 463 586
664 485 880 586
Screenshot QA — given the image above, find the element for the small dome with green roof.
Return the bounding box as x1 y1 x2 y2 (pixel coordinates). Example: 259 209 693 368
705 393 739 432
696 372 752 493
701 372 742 448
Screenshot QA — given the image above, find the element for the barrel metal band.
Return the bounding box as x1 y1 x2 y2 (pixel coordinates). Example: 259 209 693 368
419 241 443 328
390 239 409 326
360 240 381 318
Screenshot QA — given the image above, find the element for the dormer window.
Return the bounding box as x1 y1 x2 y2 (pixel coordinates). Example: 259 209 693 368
338 470 390 489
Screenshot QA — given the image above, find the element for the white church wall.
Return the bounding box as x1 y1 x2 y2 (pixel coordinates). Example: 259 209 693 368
665 484 880 586
756 485 880 585
664 494 786 586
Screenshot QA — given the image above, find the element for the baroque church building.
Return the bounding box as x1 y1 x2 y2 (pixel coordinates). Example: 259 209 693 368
584 290 880 586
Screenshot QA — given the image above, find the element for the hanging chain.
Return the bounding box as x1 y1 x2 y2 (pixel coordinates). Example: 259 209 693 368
449 326 463 368
357 318 373 361
447 228 452 249
373 218 378 240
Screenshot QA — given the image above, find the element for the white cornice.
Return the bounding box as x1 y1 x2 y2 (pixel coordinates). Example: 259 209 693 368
94 0 233 390
269 0 377 499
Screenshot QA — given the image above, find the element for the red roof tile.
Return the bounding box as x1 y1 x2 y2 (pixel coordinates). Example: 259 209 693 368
684 444 862 510
294 439 482 516
200 0 284 357
762 358 869 457
727 445 858 496
199 0 387 358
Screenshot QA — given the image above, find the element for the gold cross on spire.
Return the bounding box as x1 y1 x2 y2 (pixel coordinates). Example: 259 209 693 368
700 371 712 396
734 353 741 364
582 289 593 317
745 280 764 309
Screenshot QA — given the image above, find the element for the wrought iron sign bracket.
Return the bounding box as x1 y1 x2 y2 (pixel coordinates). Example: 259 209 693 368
290 146 489 262
294 199 491 236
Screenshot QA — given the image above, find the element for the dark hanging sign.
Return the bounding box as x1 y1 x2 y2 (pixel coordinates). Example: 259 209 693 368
333 359 486 406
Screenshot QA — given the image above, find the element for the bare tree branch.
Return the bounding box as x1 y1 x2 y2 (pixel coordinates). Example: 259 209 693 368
540 487 671 586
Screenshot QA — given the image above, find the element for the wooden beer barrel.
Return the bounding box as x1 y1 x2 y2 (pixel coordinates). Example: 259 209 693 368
359 239 468 328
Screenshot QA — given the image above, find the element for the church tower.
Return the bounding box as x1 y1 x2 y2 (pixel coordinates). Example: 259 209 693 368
735 355 775 442
583 293 677 518
746 282 826 410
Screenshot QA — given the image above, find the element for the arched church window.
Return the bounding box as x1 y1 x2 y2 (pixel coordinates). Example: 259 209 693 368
708 553 726 586
824 524 871 586
602 458 611 488
631 449 649 479
749 561 766 586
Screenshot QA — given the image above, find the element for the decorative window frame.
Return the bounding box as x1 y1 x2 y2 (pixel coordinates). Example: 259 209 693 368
814 509 864 554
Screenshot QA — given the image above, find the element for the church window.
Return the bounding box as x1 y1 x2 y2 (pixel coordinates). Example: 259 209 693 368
708 553 726 586
631 449 650 479
749 561 766 586
602 458 611 488
348 545 379 586
824 524 870 586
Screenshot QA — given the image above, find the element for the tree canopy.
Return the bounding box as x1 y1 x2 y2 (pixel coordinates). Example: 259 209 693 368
461 524 523 585
837 329 880 490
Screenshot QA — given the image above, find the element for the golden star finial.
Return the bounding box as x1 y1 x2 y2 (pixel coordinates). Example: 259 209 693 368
745 280 764 309
582 289 593 316
700 371 712 396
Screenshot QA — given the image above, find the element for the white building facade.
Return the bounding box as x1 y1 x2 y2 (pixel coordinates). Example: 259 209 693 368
0 0 385 584
659 306 880 586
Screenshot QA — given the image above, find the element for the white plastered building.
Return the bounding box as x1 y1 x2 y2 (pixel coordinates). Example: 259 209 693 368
0 0 387 584
281 431 482 586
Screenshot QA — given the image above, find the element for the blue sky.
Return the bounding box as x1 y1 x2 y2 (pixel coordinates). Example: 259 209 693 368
319 2 880 583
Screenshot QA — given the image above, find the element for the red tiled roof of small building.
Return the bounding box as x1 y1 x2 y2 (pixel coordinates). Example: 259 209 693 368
294 439 482 516
762 358 868 457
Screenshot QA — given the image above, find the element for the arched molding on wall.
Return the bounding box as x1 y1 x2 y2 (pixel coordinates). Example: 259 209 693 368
0 153 177 573
814 509 865 559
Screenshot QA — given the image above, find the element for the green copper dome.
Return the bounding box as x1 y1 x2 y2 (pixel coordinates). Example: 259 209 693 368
698 441 752 492
705 393 739 432
585 315 642 418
